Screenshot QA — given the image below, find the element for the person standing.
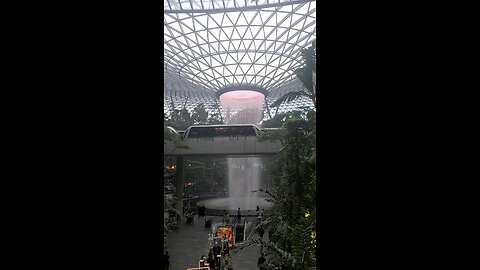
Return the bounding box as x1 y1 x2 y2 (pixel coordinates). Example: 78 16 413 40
207 253 216 270
164 251 170 270
213 244 221 257
223 244 230 256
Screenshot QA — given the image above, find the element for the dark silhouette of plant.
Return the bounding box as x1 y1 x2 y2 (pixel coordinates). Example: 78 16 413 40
270 42 316 109
166 102 224 130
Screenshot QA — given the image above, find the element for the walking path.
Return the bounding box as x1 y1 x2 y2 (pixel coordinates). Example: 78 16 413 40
166 214 267 270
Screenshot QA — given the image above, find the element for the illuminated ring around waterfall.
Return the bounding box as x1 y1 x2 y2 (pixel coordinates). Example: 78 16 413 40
215 85 267 99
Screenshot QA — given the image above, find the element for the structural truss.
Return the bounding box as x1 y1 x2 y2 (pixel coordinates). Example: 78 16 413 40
164 0 316 118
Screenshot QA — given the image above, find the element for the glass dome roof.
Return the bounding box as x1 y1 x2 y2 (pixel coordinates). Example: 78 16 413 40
164 0 316 93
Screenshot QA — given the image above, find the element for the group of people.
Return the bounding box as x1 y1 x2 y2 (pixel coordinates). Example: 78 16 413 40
166 249 265 270
219 207 264 226
202 249 232 270
164 206 270 270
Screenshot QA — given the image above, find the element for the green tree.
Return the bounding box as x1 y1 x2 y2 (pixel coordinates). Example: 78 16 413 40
184 158 228 193
192 104 209 125
207 102 224 124
238 114 316 270
163 167 178 251
164 119 187 250
164 119 188 152
166 108 194 130
166 103 223 129
262 109 315 128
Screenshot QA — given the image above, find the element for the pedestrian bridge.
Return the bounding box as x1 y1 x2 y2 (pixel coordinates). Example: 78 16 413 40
164 137 283 157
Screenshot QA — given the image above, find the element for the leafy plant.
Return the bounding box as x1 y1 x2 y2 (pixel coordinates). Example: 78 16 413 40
270 43 316 109
237 113 316 270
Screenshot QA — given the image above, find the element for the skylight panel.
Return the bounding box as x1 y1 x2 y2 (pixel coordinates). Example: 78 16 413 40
291 18 305 30
238 63 250 73
223 26 234 39
232 75 241 85
255 54 267 65
231 28 241 40
263 26 276 37
169 24 183 37
243 39 255 50
280 17 292 29
250 14 263 26
225 54 237 65
277 30 289 43
262 7 276 11
164 0 316 92
304 15 315 28
253 39 264 51
245 75 255 84
237 12 249 26
199 43 212 54
296 2 311 15
219 40 230 51
236 26 248 37
191 1 203 9
297 31 309 43
270 57 280 68
185 32 197 43
237 41 247 52
211 57 222 67
305 22 316 34
210 27 221 40
305 34 315 45
212 65 224 77
209 13 223 25
212 0 224 8
175 12 190 20
226 11 241 24
276 11 289 25
190 45 201 55
165 14 177 24
204 68 215 79
291 13 303 24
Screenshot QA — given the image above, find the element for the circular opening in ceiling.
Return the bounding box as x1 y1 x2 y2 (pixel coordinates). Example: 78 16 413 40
219 90 265 109
219 90 265 124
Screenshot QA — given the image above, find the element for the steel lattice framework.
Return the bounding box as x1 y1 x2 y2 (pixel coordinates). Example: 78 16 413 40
164 0 315 91
164 0 316 120
165 0 313 13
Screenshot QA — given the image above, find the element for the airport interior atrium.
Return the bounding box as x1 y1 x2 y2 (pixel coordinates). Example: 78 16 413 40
164 1 316 269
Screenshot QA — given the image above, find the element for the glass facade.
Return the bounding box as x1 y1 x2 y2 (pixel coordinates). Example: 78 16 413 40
164 0 316 120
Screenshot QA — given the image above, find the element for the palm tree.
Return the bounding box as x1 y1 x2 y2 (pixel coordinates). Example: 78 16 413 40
237 115 317 270
270 41 316 109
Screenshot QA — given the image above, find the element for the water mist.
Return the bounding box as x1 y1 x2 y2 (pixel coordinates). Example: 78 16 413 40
219 90 265 211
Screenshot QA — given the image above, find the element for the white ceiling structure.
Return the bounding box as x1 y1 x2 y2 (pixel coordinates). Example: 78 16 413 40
164 0 316 118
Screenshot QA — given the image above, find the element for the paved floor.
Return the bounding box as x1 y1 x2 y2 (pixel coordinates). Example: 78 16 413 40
166 215 266 270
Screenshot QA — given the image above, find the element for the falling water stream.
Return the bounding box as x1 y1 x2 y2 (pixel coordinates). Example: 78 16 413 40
227 157 261 210
219 90 267 211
